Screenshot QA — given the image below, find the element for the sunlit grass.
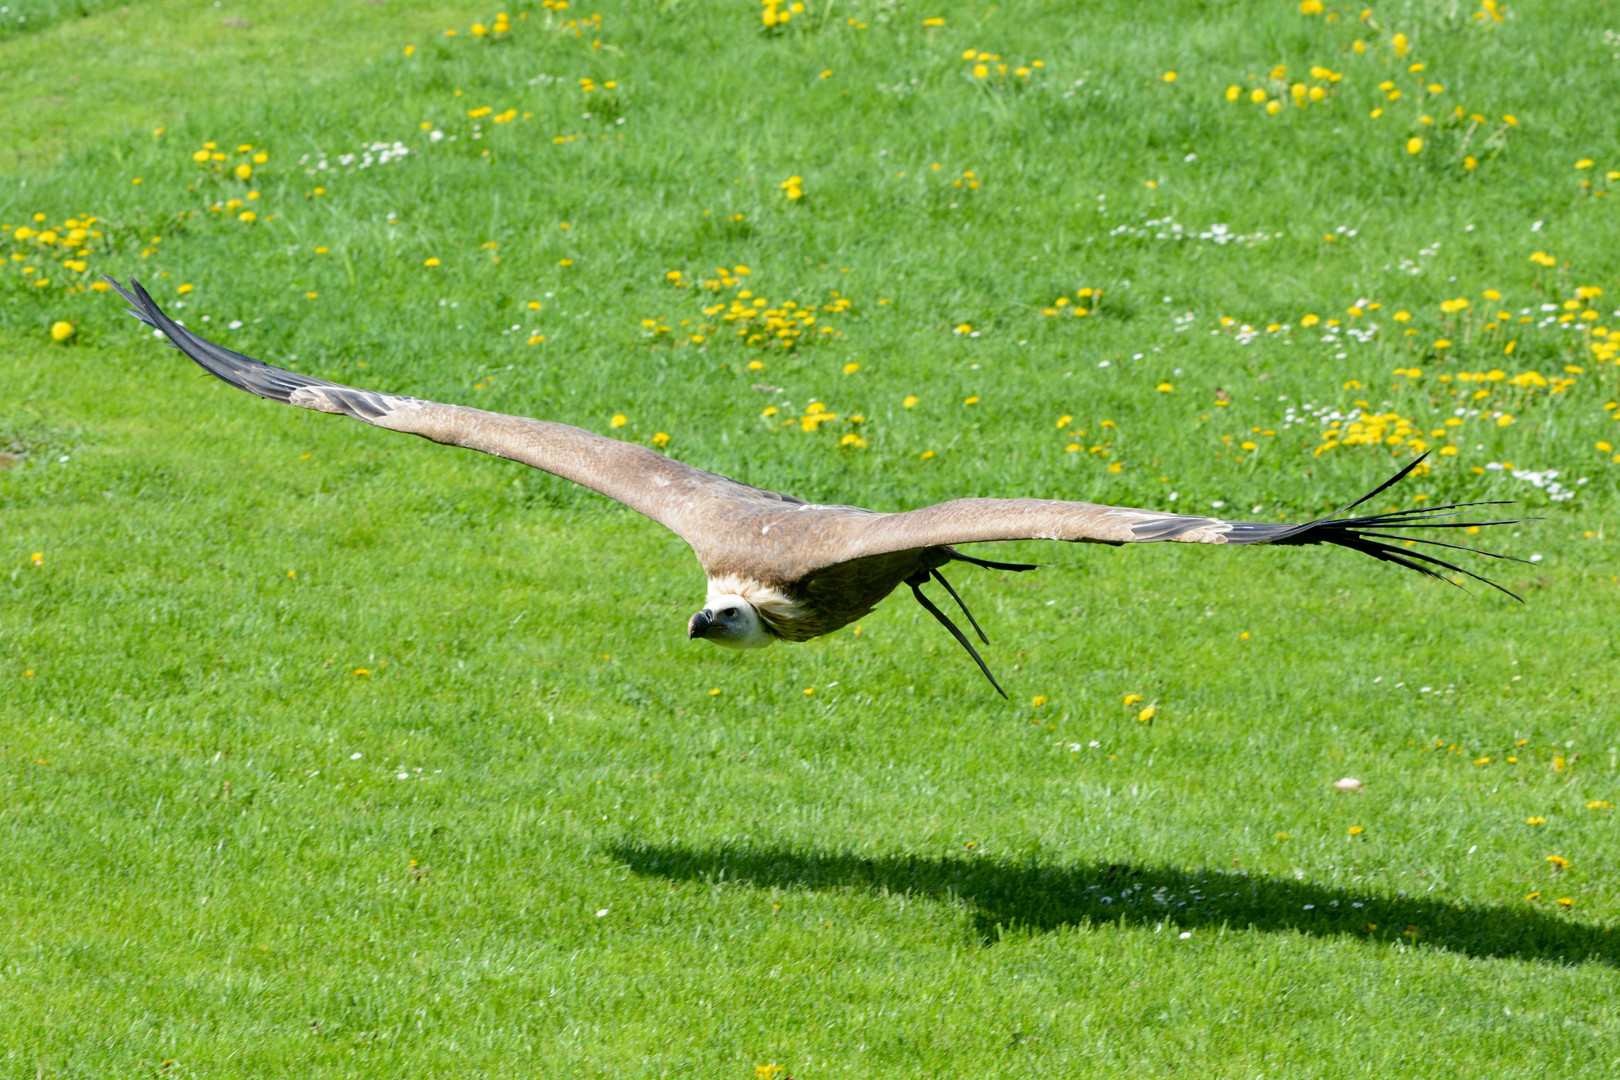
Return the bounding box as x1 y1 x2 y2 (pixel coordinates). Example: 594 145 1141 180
2 1 1617 1076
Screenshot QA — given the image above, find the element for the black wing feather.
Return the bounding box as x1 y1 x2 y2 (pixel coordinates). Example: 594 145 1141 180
1217 453 1536 600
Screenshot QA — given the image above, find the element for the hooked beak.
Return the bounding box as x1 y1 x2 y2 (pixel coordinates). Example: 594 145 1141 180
687 609 713 639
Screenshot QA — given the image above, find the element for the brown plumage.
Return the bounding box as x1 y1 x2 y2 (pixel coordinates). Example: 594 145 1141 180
108 277 1530 697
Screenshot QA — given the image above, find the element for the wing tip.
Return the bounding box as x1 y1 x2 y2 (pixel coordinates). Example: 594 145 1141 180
1257 456 1531 600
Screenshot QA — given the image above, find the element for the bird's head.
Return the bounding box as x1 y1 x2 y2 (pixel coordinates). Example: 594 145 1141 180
688 593 773 649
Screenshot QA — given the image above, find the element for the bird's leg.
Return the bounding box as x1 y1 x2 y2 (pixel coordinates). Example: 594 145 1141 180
907 571 1008 699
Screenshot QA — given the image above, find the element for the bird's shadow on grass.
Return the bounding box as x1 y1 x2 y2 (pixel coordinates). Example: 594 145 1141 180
611 842 1617 967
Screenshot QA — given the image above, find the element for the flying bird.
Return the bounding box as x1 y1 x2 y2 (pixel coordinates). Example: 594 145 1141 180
107 277 1527 697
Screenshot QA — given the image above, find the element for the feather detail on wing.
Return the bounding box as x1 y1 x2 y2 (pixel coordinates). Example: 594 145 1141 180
106 276 783 551
809 455 1533 600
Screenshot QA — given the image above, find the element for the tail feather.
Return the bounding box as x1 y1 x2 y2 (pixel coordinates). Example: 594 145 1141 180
908 578 1008 699
946 550 1040 572
918 551 1036 694
929 568 990 645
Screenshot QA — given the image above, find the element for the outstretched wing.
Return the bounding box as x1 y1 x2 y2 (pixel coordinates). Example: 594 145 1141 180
801 455 1531 600
107 277 791 556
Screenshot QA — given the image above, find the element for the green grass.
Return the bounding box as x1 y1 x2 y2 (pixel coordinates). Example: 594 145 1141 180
3 1 1619 1075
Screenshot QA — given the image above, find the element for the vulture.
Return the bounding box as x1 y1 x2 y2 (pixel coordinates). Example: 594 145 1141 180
107 278 1527 697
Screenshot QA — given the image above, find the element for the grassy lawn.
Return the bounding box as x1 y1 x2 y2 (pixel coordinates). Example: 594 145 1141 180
3 0 1618 1075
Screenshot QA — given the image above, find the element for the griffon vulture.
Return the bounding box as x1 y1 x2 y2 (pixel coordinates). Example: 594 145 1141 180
107 278 1526 696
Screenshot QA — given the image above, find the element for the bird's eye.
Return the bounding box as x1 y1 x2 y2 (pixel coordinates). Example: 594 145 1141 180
722 608 738 618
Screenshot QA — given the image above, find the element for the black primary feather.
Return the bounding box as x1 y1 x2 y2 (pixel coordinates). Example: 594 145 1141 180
108 275 410 424
1215 452 1536 601
106 276 343 403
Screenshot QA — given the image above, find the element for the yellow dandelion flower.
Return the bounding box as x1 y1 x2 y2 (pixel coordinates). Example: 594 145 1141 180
423 257 441 267
1348 826 1365 835
610 414 627 428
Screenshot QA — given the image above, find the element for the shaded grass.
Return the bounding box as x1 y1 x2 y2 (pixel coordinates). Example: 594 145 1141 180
612 841 1620 964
